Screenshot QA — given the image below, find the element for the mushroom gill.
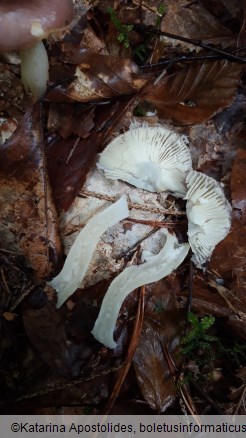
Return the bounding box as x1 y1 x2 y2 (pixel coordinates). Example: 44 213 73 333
98 124 192 197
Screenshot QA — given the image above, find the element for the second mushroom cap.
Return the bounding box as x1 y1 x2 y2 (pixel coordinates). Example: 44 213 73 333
98 124 192 196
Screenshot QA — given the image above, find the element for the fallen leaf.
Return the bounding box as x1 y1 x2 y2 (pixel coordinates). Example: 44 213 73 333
0 105 62 280
143 60 241 124
133 281 185 412
237 2 246 48
133 322 176 412
3 312 17 322
230 150 246 224
161 0 234 50
22 302 84 378
209 219 246 303
46 98 138 212
49 46 146 103
47 102 95 139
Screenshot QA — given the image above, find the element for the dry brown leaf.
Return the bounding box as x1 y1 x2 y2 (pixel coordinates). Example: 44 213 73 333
133 282 185 412
208 151 246 306
209 219 246 304
144 60 241 124
0 105 62 280
46 98 134 212
22 302 84 377
49 47 146 103
230 150 246 224
47 102 95 139
161 0 234 50
133 322 176 412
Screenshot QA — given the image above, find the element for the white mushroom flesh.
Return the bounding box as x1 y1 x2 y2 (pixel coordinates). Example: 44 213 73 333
185 170 231 267
91 230 190 349
98 125 192 197
20 41 49 101
48 195 129 308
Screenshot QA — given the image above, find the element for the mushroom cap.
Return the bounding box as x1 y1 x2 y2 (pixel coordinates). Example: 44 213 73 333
185 170 232 267
0 0 74 51
98 125 192 196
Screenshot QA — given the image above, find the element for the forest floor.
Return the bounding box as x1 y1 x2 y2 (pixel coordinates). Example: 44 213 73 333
0 0 245 415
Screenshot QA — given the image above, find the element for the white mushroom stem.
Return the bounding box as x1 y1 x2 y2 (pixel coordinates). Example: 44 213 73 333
48 195 129 308
91 230 190 349
20 41 49 101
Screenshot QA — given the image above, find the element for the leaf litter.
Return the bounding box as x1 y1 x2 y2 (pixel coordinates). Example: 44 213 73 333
0 0 245 415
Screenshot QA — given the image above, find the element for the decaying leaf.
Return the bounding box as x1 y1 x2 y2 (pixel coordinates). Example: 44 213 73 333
209 218 246 304
46 99 133 212
0 105 62 280
143 60 241 124
47 102 95 139
49 46 146 103
208 151 246 306
133 322 176 412
133 282 185 412
22 302 85 377
161 0 234 50
230 150 246 224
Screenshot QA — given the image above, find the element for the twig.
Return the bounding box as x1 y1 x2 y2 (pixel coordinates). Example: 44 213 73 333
184 259 193 336
233 384 246 416
159 335 200 421
12 365 124 403
0 266 11 294
191 380 225 415
79 190 185 215
126 217 187 228
116 227 158 261
9 284 36 312
140 55 224 72
132 25 246 64
102 285 145 415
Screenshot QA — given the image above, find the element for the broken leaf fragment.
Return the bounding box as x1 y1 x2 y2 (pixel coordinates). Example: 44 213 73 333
48 195 129 308
143 61 242 125
0 105 62 280
91 230 190 349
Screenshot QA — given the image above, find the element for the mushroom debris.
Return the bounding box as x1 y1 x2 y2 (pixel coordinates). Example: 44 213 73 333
91 229 190 349
48 195 129 308
185 170 232 268
98 124 192 197
0 0 74 101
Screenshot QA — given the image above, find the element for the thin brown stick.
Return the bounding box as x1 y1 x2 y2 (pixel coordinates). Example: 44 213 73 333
133 25 246 64
103 285 145 415
126 217 187 228
233 384 246 416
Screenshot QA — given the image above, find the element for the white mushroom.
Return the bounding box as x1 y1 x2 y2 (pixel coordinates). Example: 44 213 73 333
185 170 232 268
48 195 129 308
91 229 190 349
98 125 192 197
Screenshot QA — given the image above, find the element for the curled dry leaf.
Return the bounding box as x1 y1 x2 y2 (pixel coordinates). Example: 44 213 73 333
0 105 62 280
160 0 234 50
49 47 146 102
133 282 185 412
143 60 242 125
133 322 176 412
